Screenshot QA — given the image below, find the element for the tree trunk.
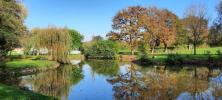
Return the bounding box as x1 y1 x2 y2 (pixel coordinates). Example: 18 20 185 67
193 43 197 55
131 48 134 55
9 51 12 56
151 42 156 55
164 43 168 53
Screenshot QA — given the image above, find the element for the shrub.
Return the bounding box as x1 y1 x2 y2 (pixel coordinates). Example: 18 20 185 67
138 42 149 62
31 56 48 60
216 50 221 55
85 40 119 59
166 54 183 65
206 50 211 55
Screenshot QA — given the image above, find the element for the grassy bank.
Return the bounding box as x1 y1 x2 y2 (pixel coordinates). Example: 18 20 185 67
0 60 59 76
68 54 84 59
5 60 59 70
138 54 222 66
119 47 222 55
0 84 55 100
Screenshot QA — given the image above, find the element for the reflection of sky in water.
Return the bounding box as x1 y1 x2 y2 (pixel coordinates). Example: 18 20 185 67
68 64 114 100
16 60 222 100
177 73 222 100
211 73 222 87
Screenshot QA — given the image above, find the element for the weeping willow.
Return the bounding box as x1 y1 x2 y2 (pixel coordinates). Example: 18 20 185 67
32 26 71 63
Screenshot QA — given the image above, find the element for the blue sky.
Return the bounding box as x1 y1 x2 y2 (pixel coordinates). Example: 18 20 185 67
23 0 219 41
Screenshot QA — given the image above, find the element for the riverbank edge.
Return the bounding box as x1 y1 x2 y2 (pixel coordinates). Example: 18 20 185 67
0 60 60 76
133 59 222 66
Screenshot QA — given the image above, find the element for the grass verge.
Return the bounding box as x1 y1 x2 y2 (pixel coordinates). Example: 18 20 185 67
5 60 59 71
0 83 55 100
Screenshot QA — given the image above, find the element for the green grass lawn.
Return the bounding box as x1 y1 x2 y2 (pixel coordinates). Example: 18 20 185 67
5 60 58 70
119 47 222 55
0 84 55 100
68 54 83 59
174 47 222 54
147 54 222 64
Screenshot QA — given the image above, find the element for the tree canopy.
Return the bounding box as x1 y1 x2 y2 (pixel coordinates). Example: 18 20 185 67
109 6 178 54
85 40 119 59
184 4 208 55
32 26 72 63
0 0 27 57
69 29 84 50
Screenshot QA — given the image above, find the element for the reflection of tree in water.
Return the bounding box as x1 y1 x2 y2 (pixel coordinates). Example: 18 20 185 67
210 72 222 97
20 65 83 99
108 63 145 100
108 64 222 100
0 75 22 86
87 60 119 77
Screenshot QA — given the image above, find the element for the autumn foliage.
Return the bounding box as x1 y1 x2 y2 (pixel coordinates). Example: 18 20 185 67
109 6 178 54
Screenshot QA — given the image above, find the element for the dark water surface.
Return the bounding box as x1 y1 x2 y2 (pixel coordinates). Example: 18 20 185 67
3 60 222 100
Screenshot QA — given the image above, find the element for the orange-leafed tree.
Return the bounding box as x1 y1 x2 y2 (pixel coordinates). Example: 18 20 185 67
111 6 146 55
159 9 178 52
140 7 162 54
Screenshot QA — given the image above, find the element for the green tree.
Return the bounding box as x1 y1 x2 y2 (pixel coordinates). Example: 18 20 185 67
85 40 119 59
175 19 189 47
209 1 222 46
69 29 84 50
92 35 103 41
0 0 27 57
32 26 72 63
138 41 149 61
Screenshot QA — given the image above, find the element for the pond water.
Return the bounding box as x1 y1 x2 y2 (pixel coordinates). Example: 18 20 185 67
3 60 222 100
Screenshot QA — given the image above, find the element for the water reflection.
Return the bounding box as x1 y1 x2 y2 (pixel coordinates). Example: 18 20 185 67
87 60 119 77
1 60 222 100
108 64 222 100
19 64 83 99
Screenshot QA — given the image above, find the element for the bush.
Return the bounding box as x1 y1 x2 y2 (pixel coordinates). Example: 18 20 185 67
85 40 119 59
138 42 149 62
216 50 221 55
206 50 211 55
31 56 48 60
166 54 183 65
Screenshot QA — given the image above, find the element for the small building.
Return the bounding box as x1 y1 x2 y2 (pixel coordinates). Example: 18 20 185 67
70 50 81 55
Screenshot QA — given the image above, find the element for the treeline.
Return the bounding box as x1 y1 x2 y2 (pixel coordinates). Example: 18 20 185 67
107 2 222 55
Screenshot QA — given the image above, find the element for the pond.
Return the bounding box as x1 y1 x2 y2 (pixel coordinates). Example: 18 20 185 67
2 60 222 100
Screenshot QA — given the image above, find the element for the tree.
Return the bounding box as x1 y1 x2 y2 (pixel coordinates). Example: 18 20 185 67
92 35 103 41
209 1 222 46
112 6 146 55
138 41 149 62
141 7 177 53
209 22 222 46
69 29 84 50
0 0 27 57
184 4 208 55
85 40 119 59
175 19 189 47
32 26 71 63
217 1 222 24
140 7 160 54
158 9 177 52
106 31 120 41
